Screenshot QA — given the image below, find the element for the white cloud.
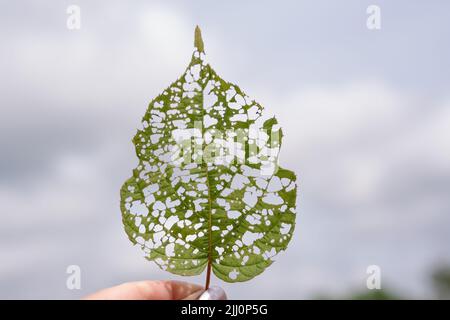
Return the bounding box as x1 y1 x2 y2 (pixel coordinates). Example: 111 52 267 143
1 1 450 300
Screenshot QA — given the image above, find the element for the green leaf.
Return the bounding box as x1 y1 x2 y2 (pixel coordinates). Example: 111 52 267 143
120 26 297 287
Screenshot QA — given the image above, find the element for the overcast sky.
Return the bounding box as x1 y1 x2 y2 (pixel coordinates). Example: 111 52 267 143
0 0 449 299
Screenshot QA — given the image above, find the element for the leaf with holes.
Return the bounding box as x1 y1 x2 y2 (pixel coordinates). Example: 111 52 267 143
120 26 297 289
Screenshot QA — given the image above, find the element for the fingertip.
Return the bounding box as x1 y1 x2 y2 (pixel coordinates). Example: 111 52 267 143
164 280 204 300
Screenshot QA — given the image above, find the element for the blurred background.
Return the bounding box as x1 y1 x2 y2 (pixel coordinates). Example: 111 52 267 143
1 0 449 299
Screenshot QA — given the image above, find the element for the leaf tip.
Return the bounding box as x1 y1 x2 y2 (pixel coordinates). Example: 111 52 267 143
194 25 205 52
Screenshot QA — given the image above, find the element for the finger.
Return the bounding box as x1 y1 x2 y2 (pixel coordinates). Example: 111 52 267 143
84 280 203 300
182 289 205 300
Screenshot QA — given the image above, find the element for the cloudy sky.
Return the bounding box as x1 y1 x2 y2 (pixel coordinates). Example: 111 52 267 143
0 0 449 299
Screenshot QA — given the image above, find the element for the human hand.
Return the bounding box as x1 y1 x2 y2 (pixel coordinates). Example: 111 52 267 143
84 280 227 300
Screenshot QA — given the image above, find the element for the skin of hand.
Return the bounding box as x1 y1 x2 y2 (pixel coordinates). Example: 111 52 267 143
83 280 205 300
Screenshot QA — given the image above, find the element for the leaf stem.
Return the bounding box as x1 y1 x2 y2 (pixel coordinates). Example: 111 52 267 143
204 162 213 290
205 259 212 290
